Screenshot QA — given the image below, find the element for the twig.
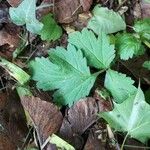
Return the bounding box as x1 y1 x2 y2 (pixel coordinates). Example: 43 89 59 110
123 144 150 149
36 4 53 10
20 127 33 150
121 133 128 150
116 0 128 11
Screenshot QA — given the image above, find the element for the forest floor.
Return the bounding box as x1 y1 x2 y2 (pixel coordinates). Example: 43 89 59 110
0 0 150 150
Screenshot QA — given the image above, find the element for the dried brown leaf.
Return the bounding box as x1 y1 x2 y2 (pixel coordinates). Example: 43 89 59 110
141 0 150 18
7 0 21 7
0 132 16 150
0 92 7 110
0 24 20 59
4 90 28 147
84 126 106 150
21 96 63 145
59 97 111 149
80 0 93 11
39 0 93 23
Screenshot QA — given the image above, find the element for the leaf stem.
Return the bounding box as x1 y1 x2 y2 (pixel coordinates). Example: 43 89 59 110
121 133 128 150
93 69 106 76
143 40 150 49
36 4 54 10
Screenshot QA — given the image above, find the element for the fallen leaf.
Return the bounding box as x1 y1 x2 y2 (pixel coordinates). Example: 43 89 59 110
141 0 150 18
100 87 150 143
0 57 30 85
84 125 106 150
21 96 63 145
0 6 9 24
0 28 19 47
39 0 93 23
80 0 93 11
9 0 43 34
133 1 142 19
0 24 20 59
4 90 28 147
120 54 150 84
0 92 7 110
7 0 21 7
0 132 16 150
88 5 126 34
59 97 111 149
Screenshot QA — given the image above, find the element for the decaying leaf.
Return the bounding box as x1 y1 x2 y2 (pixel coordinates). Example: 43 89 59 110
0 6 9 24
80 0 93 11
7 0 21 7
0 92 7 110
83 125 106 150
21 96 63 144
39 0 93 23
59 97 111 149
0 28 20 48
0 89 28 147
0 132 16 150
140 0 150 18
122 54 150 83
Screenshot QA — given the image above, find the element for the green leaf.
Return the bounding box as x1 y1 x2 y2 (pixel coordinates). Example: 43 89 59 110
99 87 150 143
9 0 43 34
39 13 62 41
49 134 75 150
68 28 115 69
88 5 126 34
16 86 32 97
116 33 144 60
0 57 30 85
134 18 150 41
104 69 136 103
29 44 97 106
144 0 150 2
143 61 150 70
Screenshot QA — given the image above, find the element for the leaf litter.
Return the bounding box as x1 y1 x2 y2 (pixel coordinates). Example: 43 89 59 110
0 0 150 150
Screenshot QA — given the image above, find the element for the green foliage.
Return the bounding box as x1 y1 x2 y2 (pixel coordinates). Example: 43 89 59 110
104 69 136 103
16 86 32 97
116 33 144 60
88 5 126 34
68 28 115 69
29 44 97 106
39 14 62 41
144 0 150 2
0 57 30 85
134 18 150 41
143 61 150 70
49 134 75 150
99 87 150 143
9 0 43 34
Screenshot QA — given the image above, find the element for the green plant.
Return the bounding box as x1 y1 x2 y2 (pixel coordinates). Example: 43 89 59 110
87 4 126 34
9 0 43 34
100 86 150 149
3 2 150 147
9 0 62 41
29 44 98 106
